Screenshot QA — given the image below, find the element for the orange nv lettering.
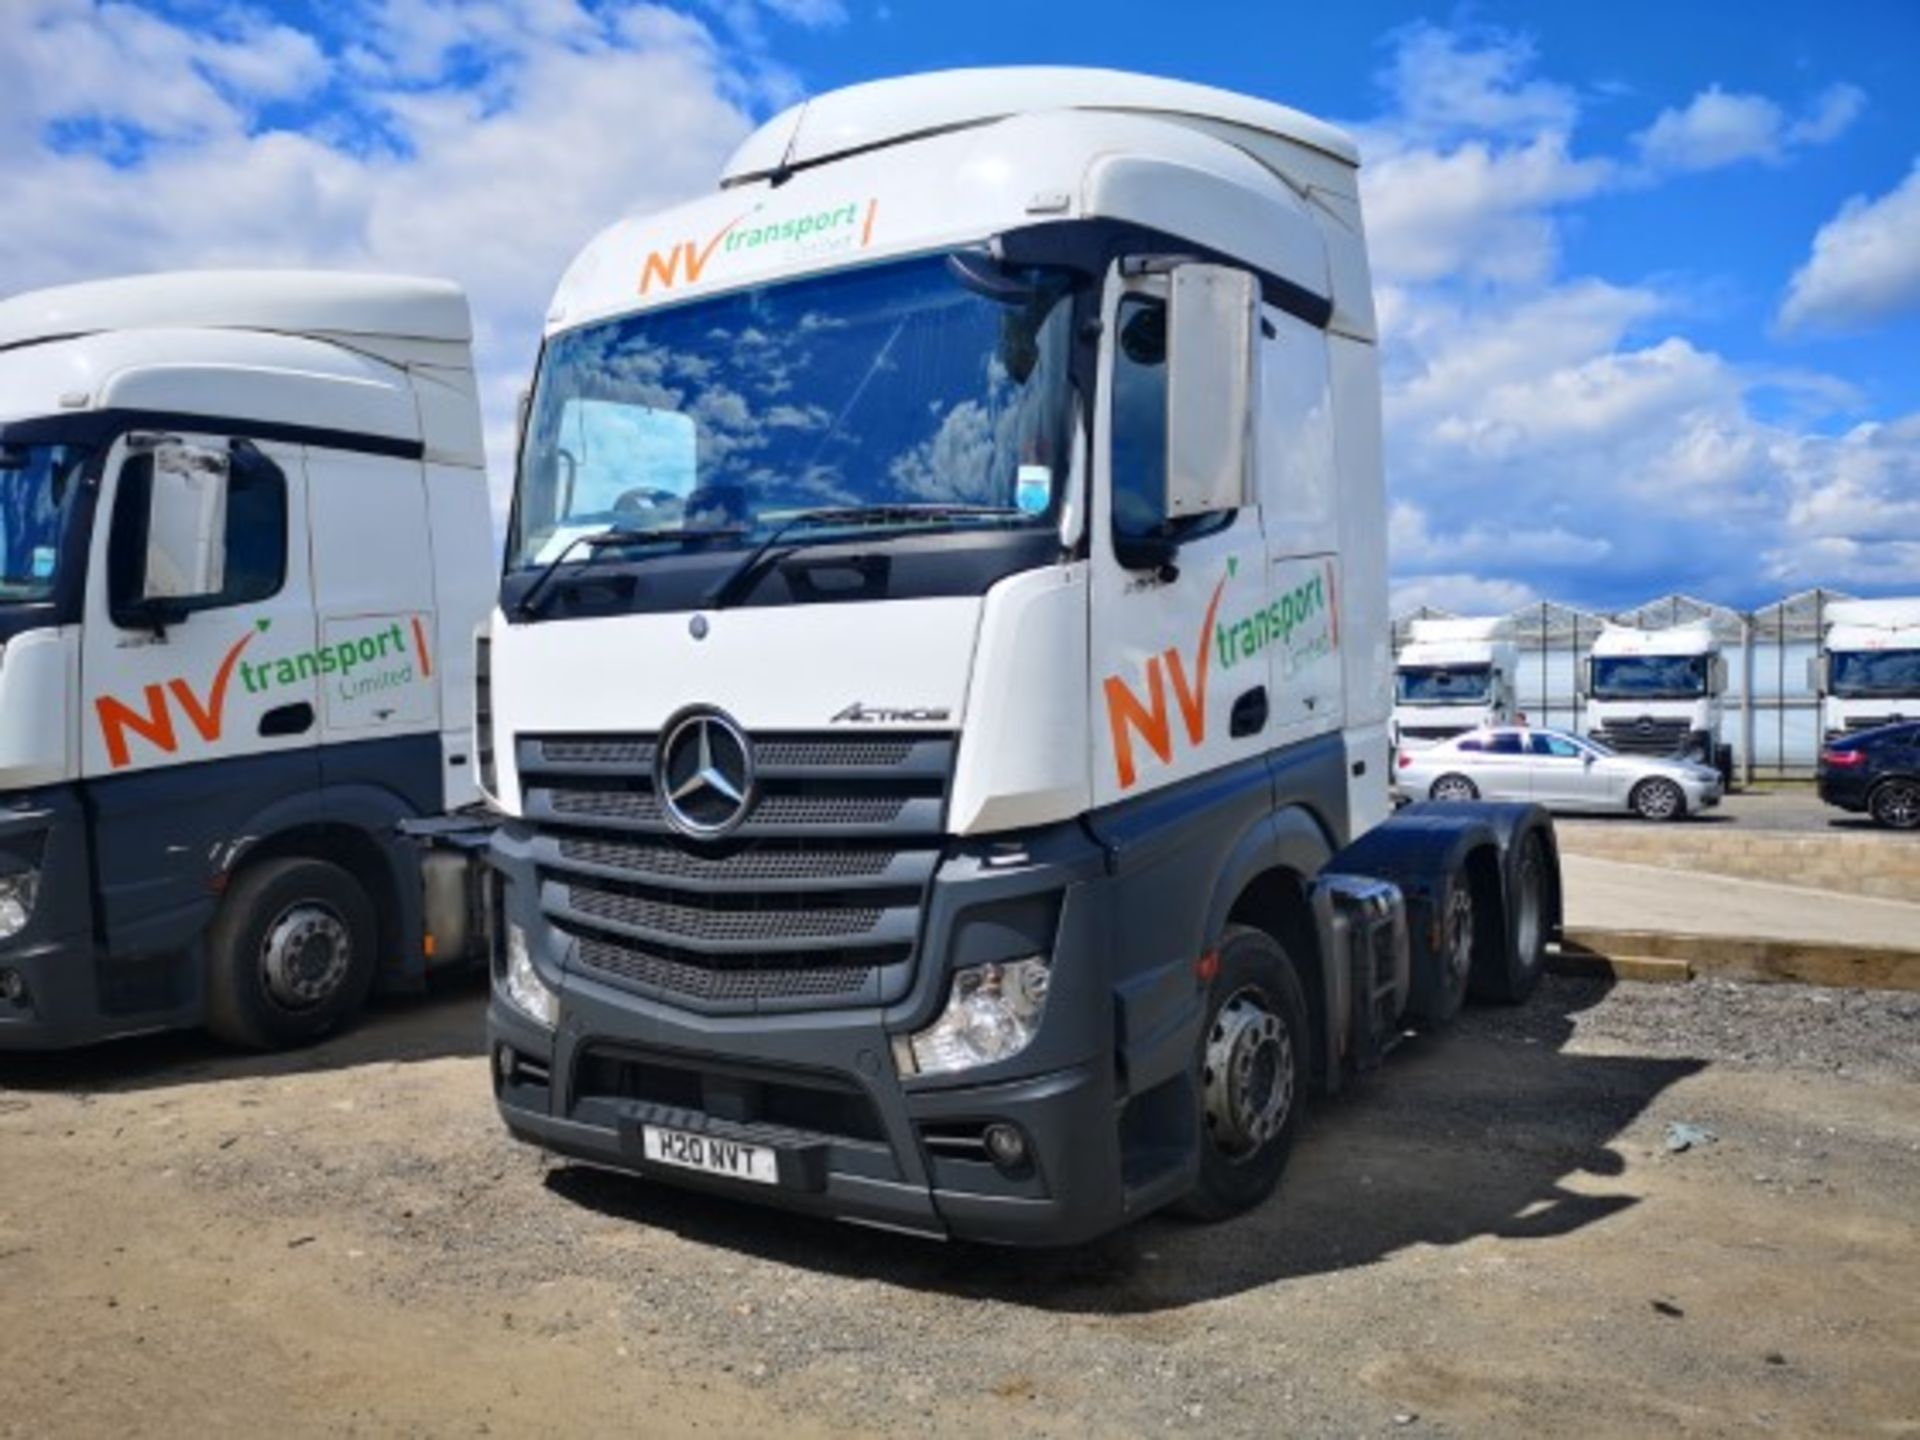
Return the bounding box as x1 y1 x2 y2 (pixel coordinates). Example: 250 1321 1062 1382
639 198 877 295
95 617 431 770
1103 560 1334 790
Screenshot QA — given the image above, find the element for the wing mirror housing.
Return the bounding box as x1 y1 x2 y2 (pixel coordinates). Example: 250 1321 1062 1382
1806 653 1827 696
141 440 229 606
1164 262 1257 521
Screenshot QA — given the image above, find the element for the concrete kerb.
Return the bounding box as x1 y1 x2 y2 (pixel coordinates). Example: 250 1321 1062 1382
1554 927 1920 992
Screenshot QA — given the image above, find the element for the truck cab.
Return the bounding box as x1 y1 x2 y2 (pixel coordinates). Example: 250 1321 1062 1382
1583 622 1731 783
0 272 495 1049
1814 597 1920 739
1392 617 1517 748
482 69 1557 1245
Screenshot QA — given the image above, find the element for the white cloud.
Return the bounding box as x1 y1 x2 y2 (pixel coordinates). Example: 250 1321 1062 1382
1636 82 1864 173
1389 573 1538 617
0 0 768 526
1779 160 1920 333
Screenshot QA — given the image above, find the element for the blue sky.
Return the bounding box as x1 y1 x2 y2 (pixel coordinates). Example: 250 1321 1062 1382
3 0 1917 614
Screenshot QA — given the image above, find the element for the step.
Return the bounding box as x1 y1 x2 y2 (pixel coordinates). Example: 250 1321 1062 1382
1559 928 1920 991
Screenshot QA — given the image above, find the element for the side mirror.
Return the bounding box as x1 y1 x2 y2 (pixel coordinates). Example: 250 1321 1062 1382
1164 263 1257 520
141 442 229 605
1807 653 1827 695
514 388 533 452
1576 659 1591 700
1709 654 1728 696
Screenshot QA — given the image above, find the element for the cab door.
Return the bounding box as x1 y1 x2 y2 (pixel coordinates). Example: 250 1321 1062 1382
78 432 319 947
1089 268 1268 809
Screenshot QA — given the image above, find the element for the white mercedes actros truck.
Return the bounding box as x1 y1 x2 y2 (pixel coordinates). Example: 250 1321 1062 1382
477 69 1561 1245
0 272 495 1050
1583 622 1732 784
1392 616 1518 748
1814 597 1920 738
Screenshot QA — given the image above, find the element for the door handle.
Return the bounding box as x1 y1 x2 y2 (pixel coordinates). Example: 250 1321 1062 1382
259 702 314 738
1230 687 1269 738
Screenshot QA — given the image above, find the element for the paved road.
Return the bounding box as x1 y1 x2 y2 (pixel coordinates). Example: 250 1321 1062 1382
1561 853 1920 948
1561 785 1881 835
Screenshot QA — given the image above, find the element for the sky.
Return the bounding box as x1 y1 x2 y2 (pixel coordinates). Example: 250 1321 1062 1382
2 0 1917 616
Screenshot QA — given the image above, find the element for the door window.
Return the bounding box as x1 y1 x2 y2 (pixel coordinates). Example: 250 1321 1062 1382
108 440 288 625
1530 734 1583 758
1109 295 1233 545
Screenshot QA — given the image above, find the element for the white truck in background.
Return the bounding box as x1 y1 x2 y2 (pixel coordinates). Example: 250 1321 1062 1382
1814 597 1920 738
1392 616 1518 748
473 67 1562 1246
1583 622 1732 785
0 272 495 1050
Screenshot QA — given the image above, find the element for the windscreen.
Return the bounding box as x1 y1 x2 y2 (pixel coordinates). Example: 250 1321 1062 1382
1831 649 1920 698
508 252 1076 572
1590 654 1708 700
0 441 89 603
1396 664 1493 705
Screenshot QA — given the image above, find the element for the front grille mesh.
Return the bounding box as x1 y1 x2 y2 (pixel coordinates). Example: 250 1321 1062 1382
567 885 884 943
577 938 875 1003
559 837 899 883
520 728 950 1012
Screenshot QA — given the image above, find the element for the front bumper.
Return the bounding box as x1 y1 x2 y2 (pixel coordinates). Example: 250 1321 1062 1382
486 819 1183 1247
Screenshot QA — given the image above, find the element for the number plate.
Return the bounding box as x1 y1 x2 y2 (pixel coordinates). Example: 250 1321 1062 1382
640 1125 779 1185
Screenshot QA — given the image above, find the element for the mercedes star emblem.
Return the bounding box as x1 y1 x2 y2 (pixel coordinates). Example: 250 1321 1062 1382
656 710 754 838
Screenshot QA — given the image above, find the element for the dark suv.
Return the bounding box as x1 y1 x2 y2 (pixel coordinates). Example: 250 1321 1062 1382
1819 722 1920 830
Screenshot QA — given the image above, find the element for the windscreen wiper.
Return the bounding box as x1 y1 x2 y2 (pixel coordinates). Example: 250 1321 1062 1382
515 525 748 618
705 504 1027 610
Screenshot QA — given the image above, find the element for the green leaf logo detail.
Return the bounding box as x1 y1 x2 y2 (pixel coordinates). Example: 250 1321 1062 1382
254 618 272 633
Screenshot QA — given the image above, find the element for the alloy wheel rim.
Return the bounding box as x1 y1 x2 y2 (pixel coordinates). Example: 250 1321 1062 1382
260 902 352 1010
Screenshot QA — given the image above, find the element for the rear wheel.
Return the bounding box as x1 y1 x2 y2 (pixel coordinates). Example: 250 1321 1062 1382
1176 925 1310 1222
1430 774 1478 802
1869 779 1920 831
1406 871 1475 1028
1471 828 1550 1004
1631 777 1686 822
206 858 378 1050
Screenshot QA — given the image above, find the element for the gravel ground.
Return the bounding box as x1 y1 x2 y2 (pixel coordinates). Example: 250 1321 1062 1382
3 975 1918 1437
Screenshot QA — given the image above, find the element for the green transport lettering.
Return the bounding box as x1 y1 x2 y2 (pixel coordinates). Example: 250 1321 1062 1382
1213 574 1329 670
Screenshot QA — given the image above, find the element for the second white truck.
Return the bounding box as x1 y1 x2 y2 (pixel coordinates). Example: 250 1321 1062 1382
1392 616 1518 748
1815 597 1920 739
1584 622 1732 784
0 271 496 1050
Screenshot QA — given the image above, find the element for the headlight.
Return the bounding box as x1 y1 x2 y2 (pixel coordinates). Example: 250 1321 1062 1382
903 957 1049 1077
0 869 38 940
500 921 557 1028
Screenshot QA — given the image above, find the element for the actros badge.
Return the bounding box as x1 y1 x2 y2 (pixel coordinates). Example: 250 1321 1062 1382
830 702 952 724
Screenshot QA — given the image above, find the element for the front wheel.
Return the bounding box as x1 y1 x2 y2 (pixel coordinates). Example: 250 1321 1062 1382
206 858 378 1049
1176 925 1311 1222
1631 777 1686 822
1430 774 1479 802
1869 779 1920 831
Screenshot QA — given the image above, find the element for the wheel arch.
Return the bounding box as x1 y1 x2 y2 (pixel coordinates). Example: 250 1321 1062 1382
216 784 428 990
1205 806 1338 1093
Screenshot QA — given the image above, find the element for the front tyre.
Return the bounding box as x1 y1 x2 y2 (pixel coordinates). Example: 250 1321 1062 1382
1631 777 1687 822
1176 925 1311 1222
206 858 378 1050
1430 774 1479 802
1869 779 1920 831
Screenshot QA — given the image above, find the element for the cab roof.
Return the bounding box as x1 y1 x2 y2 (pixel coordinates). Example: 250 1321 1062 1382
722 66 1359 185
0 270 472 352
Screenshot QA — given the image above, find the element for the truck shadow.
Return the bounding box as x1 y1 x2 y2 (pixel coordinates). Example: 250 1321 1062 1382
546 977 1708 1313
0 972 487 1095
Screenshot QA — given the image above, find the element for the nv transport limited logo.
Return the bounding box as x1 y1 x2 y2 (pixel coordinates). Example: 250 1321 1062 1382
1101 557 1339 790
94 616 434 770
638 197 880 296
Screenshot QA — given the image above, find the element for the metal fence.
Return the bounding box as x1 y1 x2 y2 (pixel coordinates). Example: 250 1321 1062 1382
1392 589 1856 780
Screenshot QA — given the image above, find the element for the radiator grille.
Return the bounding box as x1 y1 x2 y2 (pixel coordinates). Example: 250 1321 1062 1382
519 728 950 1013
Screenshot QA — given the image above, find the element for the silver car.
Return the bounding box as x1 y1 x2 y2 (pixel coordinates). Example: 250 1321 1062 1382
1396 726 1723 821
